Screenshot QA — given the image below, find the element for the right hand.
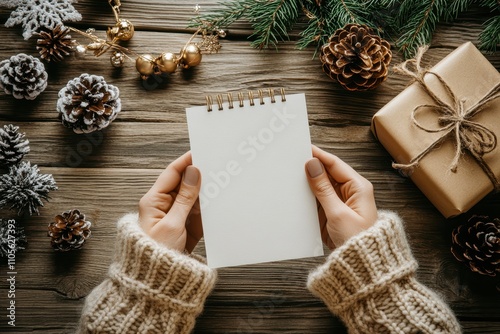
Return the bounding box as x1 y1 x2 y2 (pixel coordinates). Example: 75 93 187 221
305 145 378 249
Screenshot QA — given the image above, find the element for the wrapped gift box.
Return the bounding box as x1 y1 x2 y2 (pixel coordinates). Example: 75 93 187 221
371 42 500 217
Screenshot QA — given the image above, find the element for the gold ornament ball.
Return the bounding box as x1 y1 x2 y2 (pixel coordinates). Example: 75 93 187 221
136 54 156 78
109 19 135 41
110 51 125 68
180 44 202 69
156 52 178 73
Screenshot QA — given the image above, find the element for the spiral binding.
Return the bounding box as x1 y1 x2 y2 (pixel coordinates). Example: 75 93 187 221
205 88 286 112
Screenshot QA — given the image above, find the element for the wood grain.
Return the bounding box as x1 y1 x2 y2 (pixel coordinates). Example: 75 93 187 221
1 1 500 333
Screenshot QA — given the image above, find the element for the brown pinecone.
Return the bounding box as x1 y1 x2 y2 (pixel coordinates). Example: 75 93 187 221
451 215 500 277
320 24 392 91
48 209 92 251
36 25 75 62
57 73 121 133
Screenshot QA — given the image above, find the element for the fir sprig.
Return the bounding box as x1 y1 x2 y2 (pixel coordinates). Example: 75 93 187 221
298 0 375 51
248 0 301 49
191 0 499 59
480 15 500 51
479 0 500 52
394 0 473 58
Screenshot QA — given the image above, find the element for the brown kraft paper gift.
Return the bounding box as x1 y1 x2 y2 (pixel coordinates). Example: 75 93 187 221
371 42 500 218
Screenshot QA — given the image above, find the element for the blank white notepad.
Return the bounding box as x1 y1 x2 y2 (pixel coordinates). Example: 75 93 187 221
186 91 323 268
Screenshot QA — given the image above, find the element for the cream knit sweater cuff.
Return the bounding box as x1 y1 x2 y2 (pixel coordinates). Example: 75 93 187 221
307 210 418 314
109 213 217 315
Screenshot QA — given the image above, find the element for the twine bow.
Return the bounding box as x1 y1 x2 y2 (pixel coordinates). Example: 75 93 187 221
392 45 500 191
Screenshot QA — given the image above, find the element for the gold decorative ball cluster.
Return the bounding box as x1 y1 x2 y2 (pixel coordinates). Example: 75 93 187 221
134 39 207 80
69 1 223 80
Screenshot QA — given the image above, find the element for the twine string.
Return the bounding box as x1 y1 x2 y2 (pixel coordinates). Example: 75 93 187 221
391 46 500 191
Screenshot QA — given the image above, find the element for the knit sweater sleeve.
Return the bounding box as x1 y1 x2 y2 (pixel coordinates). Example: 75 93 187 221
307 211 461 334
77 213 217 334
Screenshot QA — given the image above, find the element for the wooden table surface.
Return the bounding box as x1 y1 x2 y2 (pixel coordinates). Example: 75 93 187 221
1 1 500 333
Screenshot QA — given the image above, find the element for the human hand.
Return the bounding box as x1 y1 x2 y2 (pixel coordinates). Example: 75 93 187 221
305 145 378 249
139 152 202 253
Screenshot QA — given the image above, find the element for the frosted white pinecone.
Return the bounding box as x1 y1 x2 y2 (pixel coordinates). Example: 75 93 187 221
0 53 48 100
0 124 30 166
57 74 121 133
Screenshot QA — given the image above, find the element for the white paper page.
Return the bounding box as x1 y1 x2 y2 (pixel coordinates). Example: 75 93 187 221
186 93 323 268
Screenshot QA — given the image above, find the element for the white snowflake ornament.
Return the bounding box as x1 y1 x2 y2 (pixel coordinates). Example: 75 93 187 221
1 0 82 40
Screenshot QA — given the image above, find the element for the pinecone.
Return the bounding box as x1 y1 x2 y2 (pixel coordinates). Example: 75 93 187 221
451 215 500 277
0 53 48 99
0 161 58 216
36 24 75 62
0 124 30 167
48 209 92 251
320 24 392 91
57 73 121 133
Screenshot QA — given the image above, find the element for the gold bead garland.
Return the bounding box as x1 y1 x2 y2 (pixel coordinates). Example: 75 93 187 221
69 1 224 80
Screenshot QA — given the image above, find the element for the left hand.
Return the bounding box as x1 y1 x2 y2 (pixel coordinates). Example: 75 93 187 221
138 151 203 253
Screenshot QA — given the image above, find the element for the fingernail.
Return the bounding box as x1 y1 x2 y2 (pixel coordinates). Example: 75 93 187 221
184 166 199 186
306 158 324 178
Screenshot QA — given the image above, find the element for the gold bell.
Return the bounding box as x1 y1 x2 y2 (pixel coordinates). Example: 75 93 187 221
180 44 202 69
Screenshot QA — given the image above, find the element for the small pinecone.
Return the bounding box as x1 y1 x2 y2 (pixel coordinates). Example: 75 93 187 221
0 53 48 100
320 24 392 91
36 24 75 62
451 215 500 277
0 124 30 167
48 209 92 251
57 74 121 133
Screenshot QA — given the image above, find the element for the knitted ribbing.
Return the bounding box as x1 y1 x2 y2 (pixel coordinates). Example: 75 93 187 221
307 211 462 334
78 213 217 334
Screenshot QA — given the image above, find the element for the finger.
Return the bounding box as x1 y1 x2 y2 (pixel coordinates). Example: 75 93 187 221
306 158 352 222
162 165 201 230
151 151 193 194
311 145 361 184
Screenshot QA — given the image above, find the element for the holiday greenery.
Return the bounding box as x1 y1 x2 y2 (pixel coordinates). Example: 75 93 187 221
0 53 48 100
0 219 27 257
191 0 500 58
48 209 91 251
57 73 121 134
0 124 30 167
0 0 82 40
0 161 57 216
451 215 500 277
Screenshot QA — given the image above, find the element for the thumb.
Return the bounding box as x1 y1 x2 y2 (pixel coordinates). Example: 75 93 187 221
164 165 201 225
305 158 350 221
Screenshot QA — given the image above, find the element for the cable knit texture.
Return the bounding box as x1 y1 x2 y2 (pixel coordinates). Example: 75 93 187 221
77 213 217 334
307 210 461 334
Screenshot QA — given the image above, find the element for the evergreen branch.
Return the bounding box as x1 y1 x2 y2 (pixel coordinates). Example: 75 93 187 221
188 0 251 31
395 0 472 58
248 0 301 49
479 15 500 51
478 0 498 9
190 0 497 59
298 0 374 52
297 1 326 50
